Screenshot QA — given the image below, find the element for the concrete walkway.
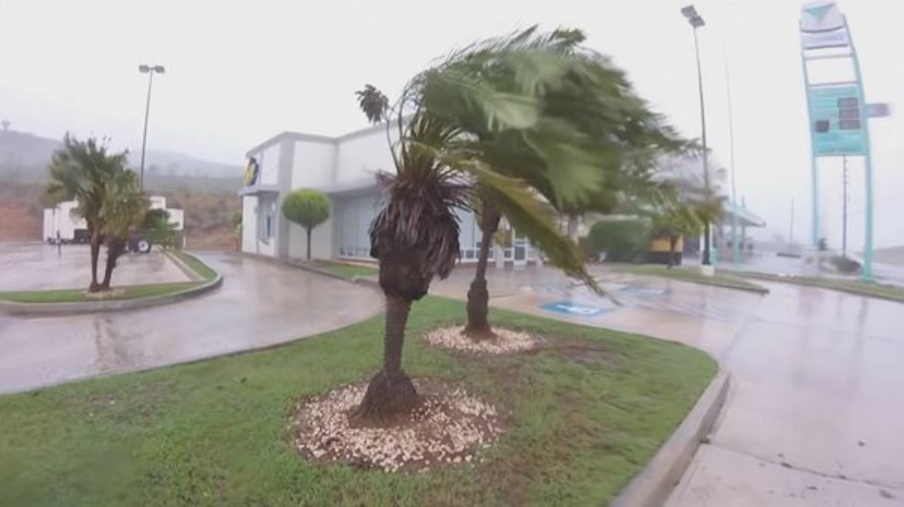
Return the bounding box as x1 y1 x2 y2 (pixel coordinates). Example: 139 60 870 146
0 251 382 394
440 265 904 506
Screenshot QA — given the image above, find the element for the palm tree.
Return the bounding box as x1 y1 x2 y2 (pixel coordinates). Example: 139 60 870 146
352 28 617 421
47 135 129 292
422 28 688 339
353 90 470 422
99 170 147 289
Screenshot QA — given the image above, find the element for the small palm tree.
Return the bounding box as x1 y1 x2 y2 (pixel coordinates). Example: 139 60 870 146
47 135 129 292
99 170 147 289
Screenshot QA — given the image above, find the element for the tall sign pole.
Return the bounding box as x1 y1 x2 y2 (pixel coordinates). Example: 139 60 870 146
799 1 876 281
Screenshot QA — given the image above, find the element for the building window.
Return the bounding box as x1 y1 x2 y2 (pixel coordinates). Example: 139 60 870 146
336 195 377 260
258 198 275 244
456 209 491 262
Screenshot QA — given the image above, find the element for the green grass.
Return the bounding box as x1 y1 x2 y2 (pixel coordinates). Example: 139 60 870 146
740 271 904 303
612 263 769 294
0 282 203 303
0 297 716 506
312 259 379 279
0 251 217 303
169 249 218 281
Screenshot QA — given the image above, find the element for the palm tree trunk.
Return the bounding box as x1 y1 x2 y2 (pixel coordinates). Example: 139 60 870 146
464 199 501 340
566 213 580 241
668 235 678 269
306 228 312 260
100 239 124 289
88 232 102 292
354 294 419 424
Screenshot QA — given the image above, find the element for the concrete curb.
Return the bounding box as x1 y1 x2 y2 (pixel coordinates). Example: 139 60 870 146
164 250 204 282
0 252 222 316
286 259 380 290
611 370 731 507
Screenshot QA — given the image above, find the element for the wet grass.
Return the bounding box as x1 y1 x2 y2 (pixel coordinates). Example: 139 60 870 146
739 271 904 303
169 249 218 281
611 263 769 294
0 296 716 506
0 282 203 303
312 259 379 279
0 251 217 303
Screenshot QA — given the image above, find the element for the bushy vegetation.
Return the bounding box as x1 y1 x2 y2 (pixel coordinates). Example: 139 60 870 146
582 219 652 262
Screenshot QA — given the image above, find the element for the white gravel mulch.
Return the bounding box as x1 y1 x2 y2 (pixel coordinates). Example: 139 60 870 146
424 326 539 354
288 381 504 473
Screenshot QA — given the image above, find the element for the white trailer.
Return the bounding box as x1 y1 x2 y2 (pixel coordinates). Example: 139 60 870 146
43 196 184 250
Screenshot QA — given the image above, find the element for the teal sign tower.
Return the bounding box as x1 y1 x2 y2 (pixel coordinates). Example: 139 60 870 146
800 0 875 281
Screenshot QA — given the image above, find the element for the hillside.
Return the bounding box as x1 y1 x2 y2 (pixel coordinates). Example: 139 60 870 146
0 128 242 184
0 129 242 249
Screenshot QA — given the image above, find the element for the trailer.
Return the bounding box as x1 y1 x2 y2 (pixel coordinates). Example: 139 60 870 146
44 196 184 253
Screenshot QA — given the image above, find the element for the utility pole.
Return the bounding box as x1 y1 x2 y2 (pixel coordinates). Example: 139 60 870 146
790 198 795 246
842 155 849 257
138 64 165 191
681 5 712 267
724 45 740 266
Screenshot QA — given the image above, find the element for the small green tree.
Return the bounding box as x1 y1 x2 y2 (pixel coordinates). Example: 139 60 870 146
143 208 178 249
583 218 652 262
281 189 330 260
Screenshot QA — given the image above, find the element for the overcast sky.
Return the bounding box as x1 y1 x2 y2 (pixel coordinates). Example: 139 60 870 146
1 0 902 247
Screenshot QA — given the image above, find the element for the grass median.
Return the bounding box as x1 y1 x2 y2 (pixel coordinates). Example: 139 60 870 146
0 296 716 506
740 271 904 303
611 263 769 294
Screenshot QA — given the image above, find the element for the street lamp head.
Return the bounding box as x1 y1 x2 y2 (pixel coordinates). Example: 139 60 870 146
681 5 705 27
139 64 165 74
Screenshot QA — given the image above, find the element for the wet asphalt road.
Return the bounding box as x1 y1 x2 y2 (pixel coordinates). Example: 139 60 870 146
0 251 382 395
480 268 904 506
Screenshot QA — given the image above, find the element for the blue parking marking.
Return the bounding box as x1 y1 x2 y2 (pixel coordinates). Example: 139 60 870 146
540 301 608 317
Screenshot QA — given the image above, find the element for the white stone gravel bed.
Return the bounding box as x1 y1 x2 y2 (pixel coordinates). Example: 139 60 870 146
289 381 504 473
423 326 538 354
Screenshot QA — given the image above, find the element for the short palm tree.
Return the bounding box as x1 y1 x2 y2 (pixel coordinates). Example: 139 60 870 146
352 28 625 421
99 169 147 289
47 135 130 292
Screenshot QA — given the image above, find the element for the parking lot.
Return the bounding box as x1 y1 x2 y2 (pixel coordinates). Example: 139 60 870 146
0 247 382 394
0 242 189 291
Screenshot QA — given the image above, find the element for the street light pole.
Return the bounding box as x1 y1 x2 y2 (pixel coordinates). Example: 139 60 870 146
138 64 165 191
682 5 712 266
724 46 741 266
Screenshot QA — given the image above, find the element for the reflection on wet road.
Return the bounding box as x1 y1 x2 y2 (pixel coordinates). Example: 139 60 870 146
0 252 382 394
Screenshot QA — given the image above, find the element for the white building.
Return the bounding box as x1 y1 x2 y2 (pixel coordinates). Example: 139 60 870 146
240 124 539 266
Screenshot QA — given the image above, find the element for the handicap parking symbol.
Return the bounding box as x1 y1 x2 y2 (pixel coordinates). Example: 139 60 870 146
540 301 608 317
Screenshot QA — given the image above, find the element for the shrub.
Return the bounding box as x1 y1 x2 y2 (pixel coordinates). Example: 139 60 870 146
583 218 651 262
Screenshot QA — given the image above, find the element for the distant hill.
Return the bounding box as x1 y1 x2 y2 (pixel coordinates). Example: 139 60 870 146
0 128 242 248
0 128 242 185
